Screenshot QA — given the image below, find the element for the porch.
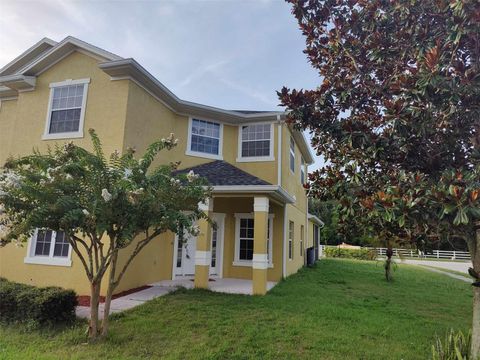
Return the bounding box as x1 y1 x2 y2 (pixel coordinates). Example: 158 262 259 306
154 277 278 295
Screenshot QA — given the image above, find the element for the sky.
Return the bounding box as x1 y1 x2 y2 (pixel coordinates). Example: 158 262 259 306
0 0 323 169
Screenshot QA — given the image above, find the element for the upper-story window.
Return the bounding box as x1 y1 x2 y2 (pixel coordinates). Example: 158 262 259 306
43 78 90 140
301 157 306 184
186 118 223 160
237 123 274 162
289 136 296 172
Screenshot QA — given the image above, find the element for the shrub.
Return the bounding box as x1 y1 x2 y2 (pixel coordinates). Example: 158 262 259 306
431 329 471 360
324 247 377 261
0 279 77 326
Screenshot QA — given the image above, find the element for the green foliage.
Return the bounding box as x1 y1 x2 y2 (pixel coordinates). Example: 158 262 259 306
432 329 471 360
324 247 376 261
280 0 480 260
0 278 77 326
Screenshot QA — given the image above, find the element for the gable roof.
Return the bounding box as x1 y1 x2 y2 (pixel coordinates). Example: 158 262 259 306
176 160 271 186
0 38 57 77
0 36 315 164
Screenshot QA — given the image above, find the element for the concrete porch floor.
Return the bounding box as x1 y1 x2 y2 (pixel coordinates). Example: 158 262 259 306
152 277 277 295
76 278 277 319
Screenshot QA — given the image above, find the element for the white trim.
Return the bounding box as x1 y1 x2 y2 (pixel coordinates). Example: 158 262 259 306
198 198 213 212
185 117 224 160
252 253 269 270
289 135 296 174
195 250 211 266
253 197 269 212
233 213 274 266
49 78 90 88
277 119 282 186
282 205 287 277
42 78 90 140
212 185 295 204
236 122 275 162
24 229 72 267
211 213 225 277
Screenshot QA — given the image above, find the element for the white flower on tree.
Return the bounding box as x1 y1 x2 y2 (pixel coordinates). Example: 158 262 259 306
101 189 112 202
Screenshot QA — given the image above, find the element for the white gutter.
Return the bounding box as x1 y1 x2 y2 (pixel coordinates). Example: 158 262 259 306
277 115 282 186
283 204 287 278
211 185 295 204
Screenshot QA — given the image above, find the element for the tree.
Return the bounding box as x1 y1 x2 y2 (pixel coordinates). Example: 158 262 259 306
0 129 211 340
279 0 479 354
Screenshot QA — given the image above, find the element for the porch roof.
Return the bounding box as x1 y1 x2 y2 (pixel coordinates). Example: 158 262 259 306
177 160 295 204
177 160 270 186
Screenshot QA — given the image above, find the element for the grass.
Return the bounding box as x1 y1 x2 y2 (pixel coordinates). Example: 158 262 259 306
0 259 473 360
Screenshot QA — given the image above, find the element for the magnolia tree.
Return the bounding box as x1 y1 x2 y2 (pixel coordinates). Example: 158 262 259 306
0 129 211 340
280 0 480 354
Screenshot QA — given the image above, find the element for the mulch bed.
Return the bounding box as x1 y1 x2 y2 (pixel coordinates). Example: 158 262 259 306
76 285 152 307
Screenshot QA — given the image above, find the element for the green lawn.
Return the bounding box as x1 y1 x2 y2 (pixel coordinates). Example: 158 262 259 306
0 259 473 359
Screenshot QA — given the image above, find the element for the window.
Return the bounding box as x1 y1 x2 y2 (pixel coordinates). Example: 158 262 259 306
187 118 222 159
234 214 274 266
25 229 72 267
43 79 89 140
301 157 306 184
288 221 294 260
211 226 218 267
300 225 304 257
289 136 295 172
237 123 274 161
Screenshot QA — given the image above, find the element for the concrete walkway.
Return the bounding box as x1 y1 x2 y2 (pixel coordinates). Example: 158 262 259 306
76 285 176 319
76 278 277 319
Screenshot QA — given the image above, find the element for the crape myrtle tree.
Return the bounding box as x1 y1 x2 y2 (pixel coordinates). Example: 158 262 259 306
0 130 211 340
279 0 480 354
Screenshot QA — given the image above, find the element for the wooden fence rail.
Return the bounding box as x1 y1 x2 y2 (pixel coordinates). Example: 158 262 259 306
321 245 470 261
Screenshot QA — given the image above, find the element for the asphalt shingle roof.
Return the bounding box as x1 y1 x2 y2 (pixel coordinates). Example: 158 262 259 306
176 160 271 186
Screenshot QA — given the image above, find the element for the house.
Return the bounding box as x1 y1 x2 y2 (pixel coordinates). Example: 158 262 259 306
0 36 318 296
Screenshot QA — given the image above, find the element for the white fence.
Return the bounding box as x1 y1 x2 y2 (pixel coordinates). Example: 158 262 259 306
321 245 470 261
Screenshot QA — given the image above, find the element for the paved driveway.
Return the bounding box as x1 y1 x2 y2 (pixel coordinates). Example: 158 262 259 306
401 259 470 274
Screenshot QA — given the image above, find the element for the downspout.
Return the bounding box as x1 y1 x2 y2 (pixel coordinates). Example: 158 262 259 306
277 115 287 278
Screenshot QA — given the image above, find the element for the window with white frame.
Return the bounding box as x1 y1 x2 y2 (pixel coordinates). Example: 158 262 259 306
25 229 71 266
238 123 273 160
44 79 89 139
234 214 273 265
187 118 222 158
301 157 306 184
289 136 296 172
288 221 294 260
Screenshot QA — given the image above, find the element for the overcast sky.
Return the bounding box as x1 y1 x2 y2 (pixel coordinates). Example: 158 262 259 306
0 0 322 168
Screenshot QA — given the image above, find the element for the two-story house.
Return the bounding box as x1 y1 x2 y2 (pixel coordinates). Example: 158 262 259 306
0 37 317 296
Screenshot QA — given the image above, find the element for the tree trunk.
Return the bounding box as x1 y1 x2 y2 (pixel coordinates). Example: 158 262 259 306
385 246 393 282
471 222 480 358
89 281 101 340
101 251 118 337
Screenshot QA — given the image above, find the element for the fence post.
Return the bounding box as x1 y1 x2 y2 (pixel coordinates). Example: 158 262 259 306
410 250 413 257
453 251 456 260
436 250 439 259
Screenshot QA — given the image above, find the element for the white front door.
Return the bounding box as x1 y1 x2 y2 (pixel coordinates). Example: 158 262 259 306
209 213 225 276
173 213 225 278
174 233 196 276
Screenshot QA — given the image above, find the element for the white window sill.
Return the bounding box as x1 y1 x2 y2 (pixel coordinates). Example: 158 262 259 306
236 156 275 163
185 150 223 161
42 132 84 141
232 261 273 268
24 256 72 267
